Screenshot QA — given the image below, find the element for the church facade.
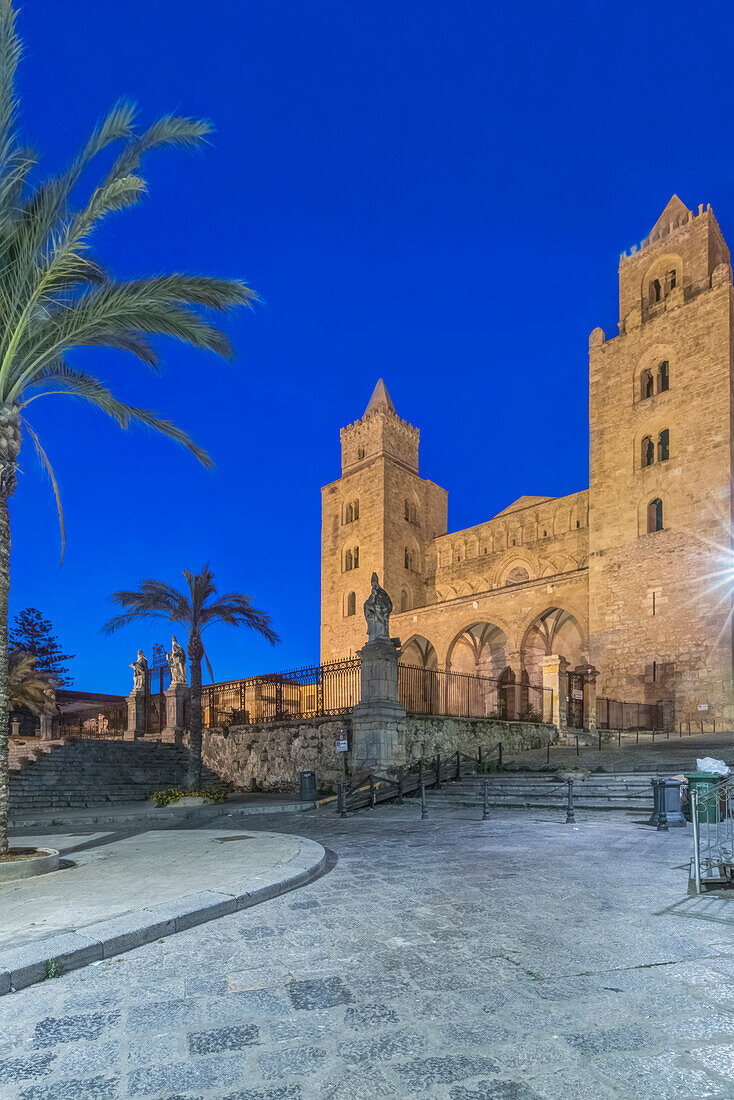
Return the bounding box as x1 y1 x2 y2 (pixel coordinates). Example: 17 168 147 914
321 196 734 724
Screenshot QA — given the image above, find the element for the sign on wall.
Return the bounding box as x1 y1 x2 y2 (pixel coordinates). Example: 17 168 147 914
335 727 349 752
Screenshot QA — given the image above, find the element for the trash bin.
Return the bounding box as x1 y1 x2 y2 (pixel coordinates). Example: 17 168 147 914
299 770 317 801
685 772 722 824
648 779 686 827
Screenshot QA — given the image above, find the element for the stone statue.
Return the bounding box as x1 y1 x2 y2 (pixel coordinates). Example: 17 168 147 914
130 649 148 691
168 634 187 685
364 572 393 642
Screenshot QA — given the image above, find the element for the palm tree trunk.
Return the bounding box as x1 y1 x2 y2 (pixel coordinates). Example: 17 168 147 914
0 406 20 857
187 633 203 789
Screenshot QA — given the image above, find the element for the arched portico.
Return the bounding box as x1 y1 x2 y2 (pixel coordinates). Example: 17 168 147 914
446 621 510 678
521 606 586 684
400 634 438 669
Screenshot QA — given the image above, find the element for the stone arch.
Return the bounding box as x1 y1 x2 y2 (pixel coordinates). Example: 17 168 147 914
400 634 438 669
446 621 511 678
520 606 586 685
633 344 675 405
641 252 683 308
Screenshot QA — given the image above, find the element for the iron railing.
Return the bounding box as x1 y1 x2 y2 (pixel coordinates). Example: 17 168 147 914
202 657 361 727
58 701 128 739
397 663 549 722
690 777 734 894
331 749 489 812
597 697 672 731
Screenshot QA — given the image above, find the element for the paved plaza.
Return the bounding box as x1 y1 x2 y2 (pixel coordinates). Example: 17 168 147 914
2 803 734 1098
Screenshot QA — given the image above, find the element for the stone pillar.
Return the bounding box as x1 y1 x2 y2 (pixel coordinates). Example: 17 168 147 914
39 712 55 740
541 654 568 730
125 689 146 740
162 683 188 744
582 665 598 731
350 637 407 771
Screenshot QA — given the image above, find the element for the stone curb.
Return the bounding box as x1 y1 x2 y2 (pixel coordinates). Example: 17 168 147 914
8 799 316 831
0 839 326 995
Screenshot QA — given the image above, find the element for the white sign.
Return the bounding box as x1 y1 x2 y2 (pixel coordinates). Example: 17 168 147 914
572 689 583 701
698 704 709 712
335 728 349 752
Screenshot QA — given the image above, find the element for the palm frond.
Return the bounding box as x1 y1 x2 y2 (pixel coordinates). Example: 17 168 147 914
102 115 212 188
22 361 213 467
0 0 21 168
21 416 65 560
9 649 55 713
202 595 280 645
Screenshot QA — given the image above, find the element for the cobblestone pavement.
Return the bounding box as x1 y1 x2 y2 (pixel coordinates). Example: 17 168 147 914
2 804 734 1098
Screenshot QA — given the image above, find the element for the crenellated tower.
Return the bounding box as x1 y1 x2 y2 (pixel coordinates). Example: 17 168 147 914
588 195 734 717
320 380 448 661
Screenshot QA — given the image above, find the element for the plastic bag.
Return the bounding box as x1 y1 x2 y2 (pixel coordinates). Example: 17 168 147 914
696 757 731 776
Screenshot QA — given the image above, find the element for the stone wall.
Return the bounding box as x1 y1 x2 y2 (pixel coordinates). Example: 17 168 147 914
202 717 351 793
405 715 556 763
202 712 555 792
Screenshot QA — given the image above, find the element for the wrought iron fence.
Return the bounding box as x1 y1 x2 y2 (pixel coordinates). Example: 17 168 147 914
397 663 549 722
597 697 672 731
202 657 361 727
58 701 128 739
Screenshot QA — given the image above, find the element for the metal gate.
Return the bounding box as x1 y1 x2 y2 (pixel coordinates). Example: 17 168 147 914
567 670 585 729
145 643 171 737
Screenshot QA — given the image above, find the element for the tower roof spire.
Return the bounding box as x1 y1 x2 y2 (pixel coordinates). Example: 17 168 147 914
363 378 396 418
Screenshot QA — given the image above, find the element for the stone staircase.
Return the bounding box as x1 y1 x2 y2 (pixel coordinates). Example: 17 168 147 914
8 737 221 816
427 773 659 812
500 731 734 775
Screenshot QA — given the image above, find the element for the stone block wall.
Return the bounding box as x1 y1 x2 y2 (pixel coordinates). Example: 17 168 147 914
405 715 556 763
202 717 351 793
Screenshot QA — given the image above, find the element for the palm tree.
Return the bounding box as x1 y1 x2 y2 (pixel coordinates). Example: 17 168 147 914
0 2 258 855
9 650 54 714
103 565 278 787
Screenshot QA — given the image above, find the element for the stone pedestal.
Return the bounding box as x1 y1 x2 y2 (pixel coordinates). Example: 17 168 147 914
351 637 407 771
162 683 188 744
125 689 146 740
541 654 568 730
39 712 55 740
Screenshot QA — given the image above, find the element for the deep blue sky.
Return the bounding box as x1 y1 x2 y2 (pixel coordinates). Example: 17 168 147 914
11 0 734 692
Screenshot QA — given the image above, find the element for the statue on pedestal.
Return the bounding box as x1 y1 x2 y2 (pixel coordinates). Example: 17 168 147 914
130 649 148 691
364 572 392 643
168 635 187 685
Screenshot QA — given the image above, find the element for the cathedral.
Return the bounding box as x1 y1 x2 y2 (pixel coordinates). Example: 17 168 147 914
321 196 734 725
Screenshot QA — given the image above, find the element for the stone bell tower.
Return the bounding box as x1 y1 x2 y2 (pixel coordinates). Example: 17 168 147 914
320 380 447 662
588 195 734 720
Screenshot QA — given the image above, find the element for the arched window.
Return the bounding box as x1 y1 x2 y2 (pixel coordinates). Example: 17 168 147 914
346 591 356 616
400 589 409 612
353 547 360 569
345 503 353 524
344 549 353 571
658 361 669 393
650 278 662 304
353 499 359 520
647 498 663 533
641 436 654 468
666 269 677 292
658 429 669 462
357 446 365 460
641 369 654 400
404 547 411 570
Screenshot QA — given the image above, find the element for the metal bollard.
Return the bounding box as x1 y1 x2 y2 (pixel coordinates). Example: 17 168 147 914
498 742 503 770
477 745 483 770
397 767 404 806
482 778 490 821
598 730 602 751
546 740 550 765
565 779 575 824
456 750 461 780
338 783 348 819
656 780 669 832
618 729 621 747
575 734 579 757
435 753 442 790
420 782 428 820
369 775 376 809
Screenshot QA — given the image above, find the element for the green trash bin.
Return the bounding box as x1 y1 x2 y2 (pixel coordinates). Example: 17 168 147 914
685 772 723 823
